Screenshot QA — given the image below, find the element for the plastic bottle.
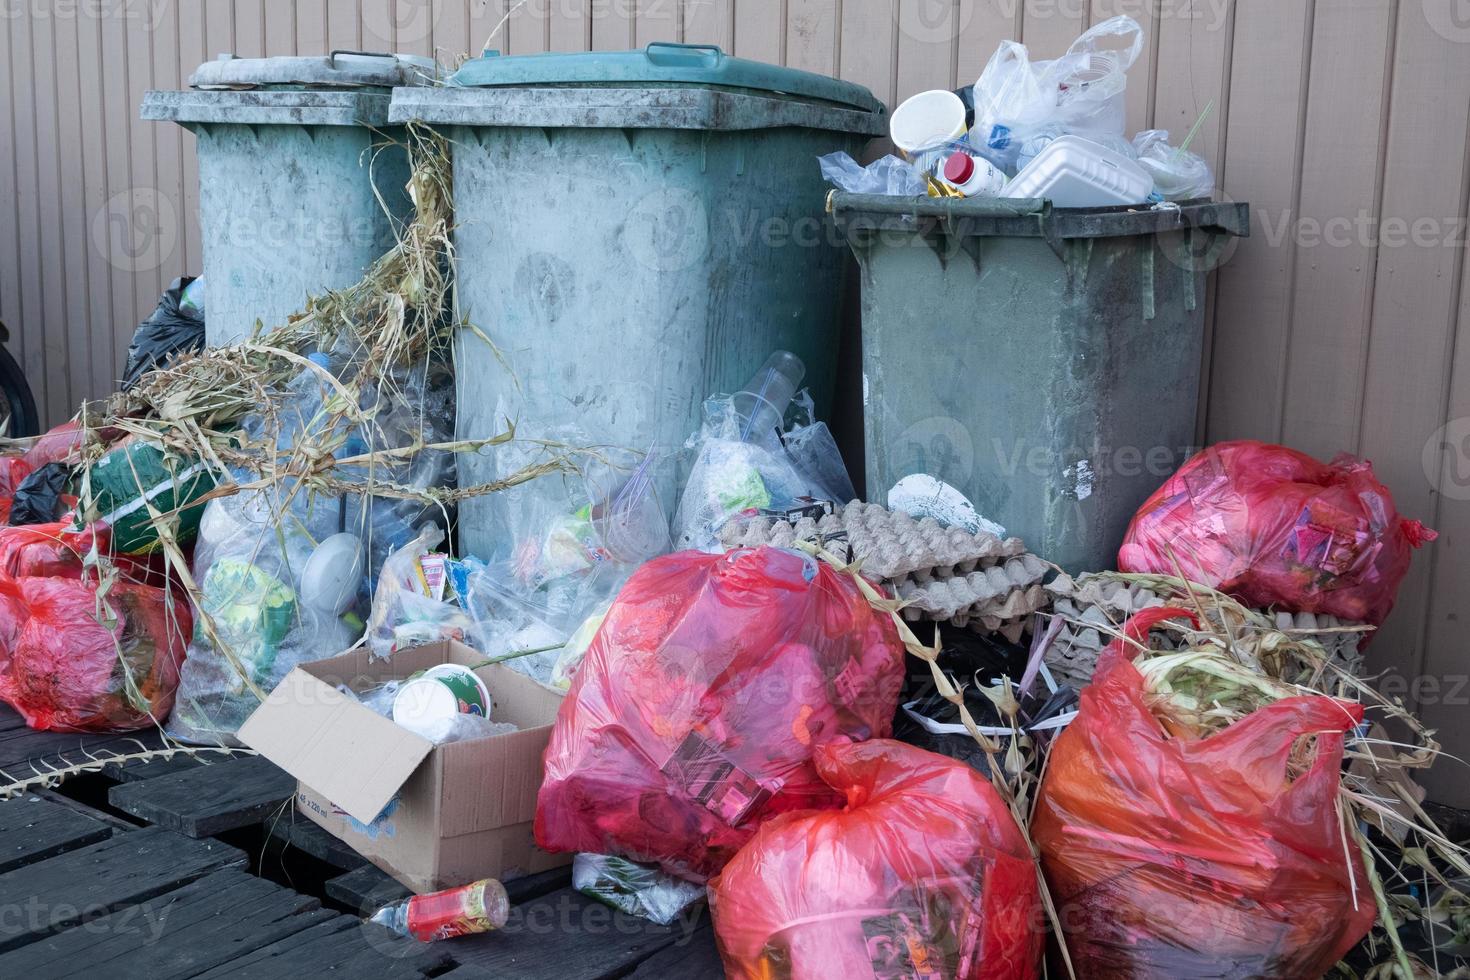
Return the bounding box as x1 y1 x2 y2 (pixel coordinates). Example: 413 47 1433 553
732 350 806 446
369 878 510 942
941 152 1006 197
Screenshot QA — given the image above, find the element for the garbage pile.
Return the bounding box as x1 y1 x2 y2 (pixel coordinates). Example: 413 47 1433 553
821 16 1216 207
0 37 1460 980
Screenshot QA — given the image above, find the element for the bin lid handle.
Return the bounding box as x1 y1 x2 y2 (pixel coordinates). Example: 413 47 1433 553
644 42 724 68
329 50 400 67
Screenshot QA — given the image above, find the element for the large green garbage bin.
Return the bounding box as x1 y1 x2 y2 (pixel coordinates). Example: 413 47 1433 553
831 193 1249 573
143 53 436 346
389 44 886 559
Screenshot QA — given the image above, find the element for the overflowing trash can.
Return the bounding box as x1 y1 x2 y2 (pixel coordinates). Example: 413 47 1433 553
831 193 1249 571
389 43 886 557
143 53 436 345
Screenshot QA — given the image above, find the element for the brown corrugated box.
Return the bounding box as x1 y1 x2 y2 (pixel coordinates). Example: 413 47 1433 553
239 639 570 894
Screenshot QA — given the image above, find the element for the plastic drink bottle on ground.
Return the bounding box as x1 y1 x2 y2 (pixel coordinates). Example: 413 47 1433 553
369 878 510 941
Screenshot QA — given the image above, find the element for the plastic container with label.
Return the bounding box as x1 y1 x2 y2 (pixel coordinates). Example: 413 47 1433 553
941 152 1007 198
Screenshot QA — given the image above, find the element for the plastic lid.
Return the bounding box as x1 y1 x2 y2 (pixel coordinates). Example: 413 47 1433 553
450 42 883 114
943 153 976 184
191 52 439 90
299 532 364 615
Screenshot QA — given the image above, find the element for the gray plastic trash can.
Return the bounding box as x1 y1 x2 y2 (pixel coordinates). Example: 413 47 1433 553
390 43 886 559
142 52 437 345
830 193 1249 572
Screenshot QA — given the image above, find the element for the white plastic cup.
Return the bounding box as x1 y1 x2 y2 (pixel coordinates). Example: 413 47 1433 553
890 90 968 175
392 663 492 740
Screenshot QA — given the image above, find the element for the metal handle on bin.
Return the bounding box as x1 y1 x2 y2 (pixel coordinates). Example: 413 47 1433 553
645 41 724 67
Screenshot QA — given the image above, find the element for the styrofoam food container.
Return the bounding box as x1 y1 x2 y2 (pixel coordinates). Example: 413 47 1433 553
1002 134 1153 208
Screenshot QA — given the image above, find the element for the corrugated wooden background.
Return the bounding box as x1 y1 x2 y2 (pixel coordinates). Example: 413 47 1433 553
3 0 1469 801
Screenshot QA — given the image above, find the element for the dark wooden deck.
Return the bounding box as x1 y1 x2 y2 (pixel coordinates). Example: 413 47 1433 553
0 704 724 978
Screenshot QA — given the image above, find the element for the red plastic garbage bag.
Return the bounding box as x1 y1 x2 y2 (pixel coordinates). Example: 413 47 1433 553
1032 607 1375 979
0 523 190 732
710 739 1042 980
536 546 906 881
0 521 101 578
1119 440 1435 626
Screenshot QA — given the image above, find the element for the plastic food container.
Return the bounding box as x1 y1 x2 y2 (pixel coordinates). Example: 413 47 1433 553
1003 135 1153 208
393 663 492 739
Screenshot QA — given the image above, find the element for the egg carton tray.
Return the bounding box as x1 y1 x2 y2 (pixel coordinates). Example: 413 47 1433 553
720 502 1049 640
1042 573 1367 689
719 500 1028 581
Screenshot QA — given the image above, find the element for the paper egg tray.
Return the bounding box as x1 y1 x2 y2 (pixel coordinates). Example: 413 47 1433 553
720 502 1049 642
1042 573 1367 689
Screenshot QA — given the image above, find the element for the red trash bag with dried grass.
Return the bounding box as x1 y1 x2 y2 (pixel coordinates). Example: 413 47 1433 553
1032 607 1375 978
535 546 906 881
710 739 1042 980
1118 440 1435 626
0 522 190 732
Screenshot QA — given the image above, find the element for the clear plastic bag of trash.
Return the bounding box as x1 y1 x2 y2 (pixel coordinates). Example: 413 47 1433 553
817 152 927 196
674 391 855 552
332 361 456 577
166 480 362 745
1131 129 1214 200
366 524 473 660
573 853 706 926
453 442 670 686
972 15 1144 171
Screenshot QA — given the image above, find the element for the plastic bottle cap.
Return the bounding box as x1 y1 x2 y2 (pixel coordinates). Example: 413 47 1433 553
943 152 976 185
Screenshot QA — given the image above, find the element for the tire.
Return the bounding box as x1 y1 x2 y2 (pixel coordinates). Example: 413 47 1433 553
0 344 39 439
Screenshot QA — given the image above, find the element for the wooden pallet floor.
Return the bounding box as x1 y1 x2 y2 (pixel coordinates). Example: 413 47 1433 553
0 704 724 978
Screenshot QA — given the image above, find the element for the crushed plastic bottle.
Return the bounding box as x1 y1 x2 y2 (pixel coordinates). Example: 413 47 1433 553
369 878 510 942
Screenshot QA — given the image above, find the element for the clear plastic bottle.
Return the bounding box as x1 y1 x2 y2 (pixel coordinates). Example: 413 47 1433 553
368 878 510 942
732 350 806 447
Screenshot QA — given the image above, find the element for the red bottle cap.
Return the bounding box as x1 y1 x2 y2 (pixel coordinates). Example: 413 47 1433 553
943 152 976 185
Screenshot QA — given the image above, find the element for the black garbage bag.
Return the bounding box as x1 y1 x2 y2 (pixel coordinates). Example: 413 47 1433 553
10 462 71 526
121 276 204 390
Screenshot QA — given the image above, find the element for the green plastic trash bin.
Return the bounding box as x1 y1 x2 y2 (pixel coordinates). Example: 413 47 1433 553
142 52 437 346
389 43 886 559
831 193 1249 573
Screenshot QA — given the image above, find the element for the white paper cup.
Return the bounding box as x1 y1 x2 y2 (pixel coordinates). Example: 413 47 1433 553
891 89 968 174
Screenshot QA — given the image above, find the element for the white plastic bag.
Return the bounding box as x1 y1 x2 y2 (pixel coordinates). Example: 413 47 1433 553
972 15 1144 170
1132 129 1214 200
817 152 928 197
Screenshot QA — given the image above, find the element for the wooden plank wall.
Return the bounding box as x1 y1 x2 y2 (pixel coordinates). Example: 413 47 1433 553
2 0 1468 802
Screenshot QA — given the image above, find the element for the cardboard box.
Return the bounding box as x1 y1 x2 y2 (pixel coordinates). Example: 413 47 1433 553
239 639 570 894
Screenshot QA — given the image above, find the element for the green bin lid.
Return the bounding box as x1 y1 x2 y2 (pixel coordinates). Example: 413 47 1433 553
450 42 884 115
